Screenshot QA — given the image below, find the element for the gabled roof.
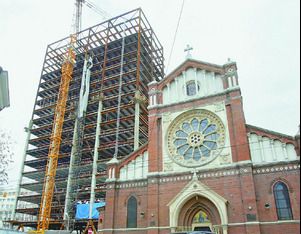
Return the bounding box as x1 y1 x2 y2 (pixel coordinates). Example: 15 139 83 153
117 143 148 168
159 58 233 89
246 124 296 141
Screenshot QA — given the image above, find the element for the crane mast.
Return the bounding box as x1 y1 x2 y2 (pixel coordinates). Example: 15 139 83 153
35 1 83 233
34 1 110 232
37 43 76 232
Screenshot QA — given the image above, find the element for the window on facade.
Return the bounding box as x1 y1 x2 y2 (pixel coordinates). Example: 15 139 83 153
127 196 137 228
274 182 293 220
186 81 199 96
193 211 210 224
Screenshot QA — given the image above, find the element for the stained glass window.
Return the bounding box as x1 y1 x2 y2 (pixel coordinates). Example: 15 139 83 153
174 118 219 161
274 182 293 220
186 81 199 96
193 211 210 223
167 109 225 167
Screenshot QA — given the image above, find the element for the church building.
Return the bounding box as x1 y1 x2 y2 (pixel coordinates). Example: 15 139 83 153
101 55 300 234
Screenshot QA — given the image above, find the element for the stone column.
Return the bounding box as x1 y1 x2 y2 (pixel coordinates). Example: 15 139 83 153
222 225 228 234
209 71 215 93
167 83 170 104
182 71 187 96
282 143 288 159
270 139 277 161
258 136 265 162
227 75 231 88
175 78 179 101
202 70 208 95
134 90 145 150
153 93 157 106
194 68 198 94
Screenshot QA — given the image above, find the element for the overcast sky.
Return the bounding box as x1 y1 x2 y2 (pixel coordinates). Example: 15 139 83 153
0 0 300 187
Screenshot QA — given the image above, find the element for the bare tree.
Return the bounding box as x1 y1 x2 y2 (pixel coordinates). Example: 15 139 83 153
0 129 14 185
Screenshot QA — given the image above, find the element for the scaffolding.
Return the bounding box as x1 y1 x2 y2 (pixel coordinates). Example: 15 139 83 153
15 8 164 231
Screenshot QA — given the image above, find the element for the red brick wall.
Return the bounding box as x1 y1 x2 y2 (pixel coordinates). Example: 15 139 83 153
102 64 300 234
253 169 300 222
104 170 253 230
150 88 252 164
104 163 300 234
259 223 300 234
148 114 163 173
225 92 251 162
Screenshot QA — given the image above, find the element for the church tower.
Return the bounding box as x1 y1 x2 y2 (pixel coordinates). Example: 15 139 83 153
146 56 259 234
148 57 250 171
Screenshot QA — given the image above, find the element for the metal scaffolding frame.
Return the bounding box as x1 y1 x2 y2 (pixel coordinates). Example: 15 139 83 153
15 8 164 230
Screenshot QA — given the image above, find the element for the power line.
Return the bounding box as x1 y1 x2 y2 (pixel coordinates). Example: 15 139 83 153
4 135 298 177
166 0 186 74
7 180 294 216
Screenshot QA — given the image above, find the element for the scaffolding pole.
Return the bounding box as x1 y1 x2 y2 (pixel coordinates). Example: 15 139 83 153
64 55 93 229
88 93 103 224
11 120 33 222
16 9 164 230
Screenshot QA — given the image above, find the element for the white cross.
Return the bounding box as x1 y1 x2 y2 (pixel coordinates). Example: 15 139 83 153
184 44 193 59
191 168 198 181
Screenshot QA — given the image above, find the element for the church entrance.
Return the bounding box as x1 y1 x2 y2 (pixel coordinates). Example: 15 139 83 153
177 196 219 233
168 179 228 234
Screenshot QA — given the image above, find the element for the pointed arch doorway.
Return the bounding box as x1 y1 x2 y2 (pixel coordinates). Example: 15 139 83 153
179 196 219 232
168 178 228 234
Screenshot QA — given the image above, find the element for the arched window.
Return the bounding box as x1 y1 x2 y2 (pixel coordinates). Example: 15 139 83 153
127 196 137 228
273 182 293 220
186 81 199 96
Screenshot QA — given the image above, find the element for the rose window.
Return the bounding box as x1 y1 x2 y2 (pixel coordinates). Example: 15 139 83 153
167 109 225 167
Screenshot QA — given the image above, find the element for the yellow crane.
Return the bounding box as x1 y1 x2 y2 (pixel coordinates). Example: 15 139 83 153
30 1 109 233
33 1 83 233
30 0 109 234
36 38 76 233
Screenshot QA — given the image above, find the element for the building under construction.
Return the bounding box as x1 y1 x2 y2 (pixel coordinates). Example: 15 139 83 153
14 8 164 231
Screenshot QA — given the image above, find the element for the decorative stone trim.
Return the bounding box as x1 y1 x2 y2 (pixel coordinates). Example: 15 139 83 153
168 178 228 232
158 168 251 184
108 163 300 189
227 220 300 226
269 178 294 194
258 220 300 225
108 167 254 189
148 87 240 111
108 181 148 190
253 164 300 175
108 163 301 189
124 194 141 206
159 175 193 183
